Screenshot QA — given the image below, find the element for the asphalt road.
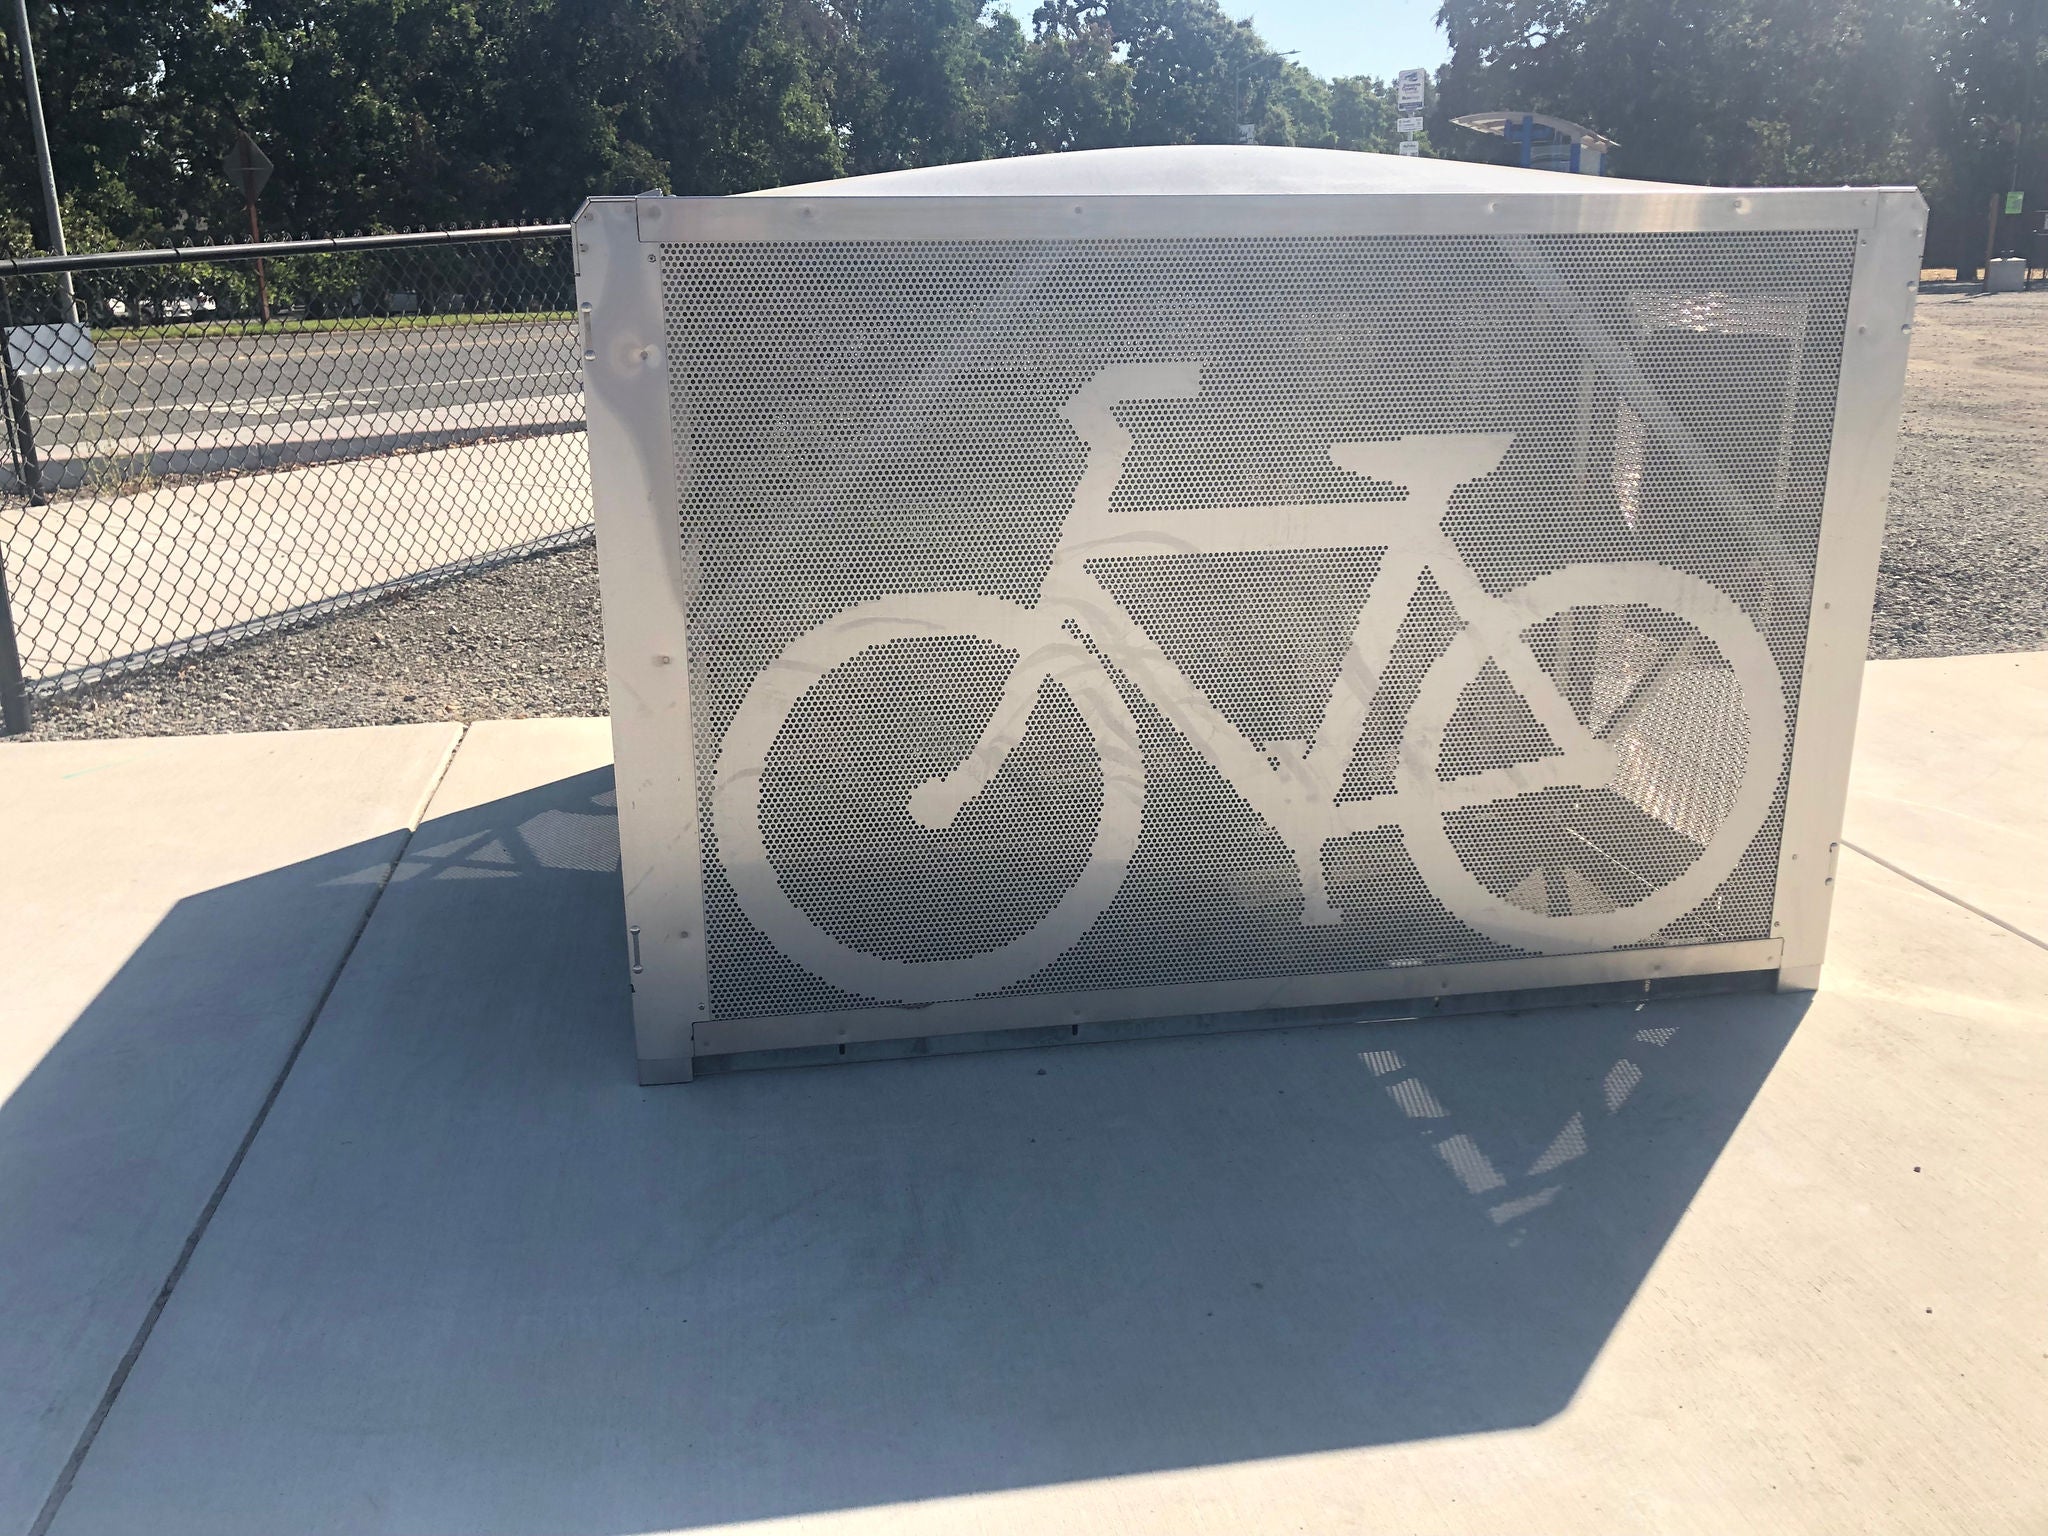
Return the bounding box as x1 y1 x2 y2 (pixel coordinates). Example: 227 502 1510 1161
17 319 580 455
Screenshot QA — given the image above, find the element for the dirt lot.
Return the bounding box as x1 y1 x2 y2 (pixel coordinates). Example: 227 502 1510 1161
14 289 2047 741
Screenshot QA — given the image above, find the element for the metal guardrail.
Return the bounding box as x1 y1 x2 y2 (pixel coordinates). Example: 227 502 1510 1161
0 225 587 732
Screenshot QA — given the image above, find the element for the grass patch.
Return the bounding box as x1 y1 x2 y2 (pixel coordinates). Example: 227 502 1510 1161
94 310 574 342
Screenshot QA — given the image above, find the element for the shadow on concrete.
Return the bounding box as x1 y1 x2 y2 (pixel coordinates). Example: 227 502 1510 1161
0 824 409 1536
3 418 583 497
47 766 1810 1535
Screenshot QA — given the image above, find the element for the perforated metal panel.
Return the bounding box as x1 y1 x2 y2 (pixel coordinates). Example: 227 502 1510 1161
574 174 1923 1079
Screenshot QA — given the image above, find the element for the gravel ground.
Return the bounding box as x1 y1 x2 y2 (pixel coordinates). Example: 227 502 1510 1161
16 542 605 740
10 289 2045 741
1872 290 2048 658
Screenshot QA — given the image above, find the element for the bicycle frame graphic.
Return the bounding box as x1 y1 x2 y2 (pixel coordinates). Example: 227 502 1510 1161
714 363 1788 1006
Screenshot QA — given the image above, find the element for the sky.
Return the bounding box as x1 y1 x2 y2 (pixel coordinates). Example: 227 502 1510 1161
993 0 1449 85
1229 0 1448 81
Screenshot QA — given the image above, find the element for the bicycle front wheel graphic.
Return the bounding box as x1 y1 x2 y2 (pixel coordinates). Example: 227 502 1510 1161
712 593 1145 1005
1399 562 1789 954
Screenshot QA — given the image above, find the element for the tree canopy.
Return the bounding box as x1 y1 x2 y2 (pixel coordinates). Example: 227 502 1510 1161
1433 0 2045 267
2 0 2040 269
0 0 1400 252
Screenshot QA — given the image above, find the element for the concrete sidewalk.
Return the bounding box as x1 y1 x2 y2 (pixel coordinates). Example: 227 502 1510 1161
1 654 2042 1535
3 432 589 683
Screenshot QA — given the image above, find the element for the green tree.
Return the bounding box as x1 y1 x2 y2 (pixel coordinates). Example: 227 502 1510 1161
1433 0 1948 187
1941 0 2047 268
1330 74 1397 151
843 0 1005 171
1008 0 1135 152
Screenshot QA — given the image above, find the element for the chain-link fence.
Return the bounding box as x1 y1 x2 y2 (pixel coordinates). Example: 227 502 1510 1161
0 225 586 732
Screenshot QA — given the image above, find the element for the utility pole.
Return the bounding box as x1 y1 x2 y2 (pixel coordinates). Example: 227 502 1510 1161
6 0 78 322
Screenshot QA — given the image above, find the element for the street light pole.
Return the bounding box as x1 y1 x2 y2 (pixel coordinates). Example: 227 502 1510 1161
6 0 78 322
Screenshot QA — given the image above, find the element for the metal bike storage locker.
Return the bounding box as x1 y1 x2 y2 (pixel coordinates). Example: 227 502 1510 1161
573 146 1923 1081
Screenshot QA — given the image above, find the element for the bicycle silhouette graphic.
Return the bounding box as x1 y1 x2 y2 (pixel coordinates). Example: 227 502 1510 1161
713 364 1788 1005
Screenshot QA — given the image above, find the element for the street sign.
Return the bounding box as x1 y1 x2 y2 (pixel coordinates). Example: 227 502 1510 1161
2006 191 2025 216
1396 68 1427 108
4 323 94 375
223 132 272 202
1398 141 1421 156
222 131 275 321
1397 115 1424 134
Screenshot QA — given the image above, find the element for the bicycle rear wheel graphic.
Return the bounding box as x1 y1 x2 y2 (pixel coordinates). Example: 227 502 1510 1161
1399 562 1789 954
712 593 1145 1005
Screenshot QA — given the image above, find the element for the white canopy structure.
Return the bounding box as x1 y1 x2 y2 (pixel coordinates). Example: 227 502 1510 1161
1451 112 1617 176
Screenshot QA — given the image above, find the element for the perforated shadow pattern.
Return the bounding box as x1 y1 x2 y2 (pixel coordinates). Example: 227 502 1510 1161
662 231 1853 1021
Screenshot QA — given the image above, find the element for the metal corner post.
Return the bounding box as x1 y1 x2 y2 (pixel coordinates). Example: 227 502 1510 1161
574 198 711 1082
1770 189 1926 989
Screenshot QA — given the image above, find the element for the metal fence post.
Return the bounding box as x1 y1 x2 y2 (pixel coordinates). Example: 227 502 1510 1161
0 548 29 734
0 276 38 733
0 281 47 504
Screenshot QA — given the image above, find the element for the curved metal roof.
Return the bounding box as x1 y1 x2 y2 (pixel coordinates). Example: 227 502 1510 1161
749 143 1671 197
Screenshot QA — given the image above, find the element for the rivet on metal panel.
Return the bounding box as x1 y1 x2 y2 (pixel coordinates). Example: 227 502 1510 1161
648 253 658 263
655 653 673 665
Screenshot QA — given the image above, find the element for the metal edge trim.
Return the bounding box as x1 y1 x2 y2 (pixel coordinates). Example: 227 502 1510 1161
1769 188 1924 982
576 198 710 1072
691 937 1785 1058
690 966 1782 1075
635 189 1892 243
